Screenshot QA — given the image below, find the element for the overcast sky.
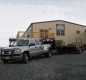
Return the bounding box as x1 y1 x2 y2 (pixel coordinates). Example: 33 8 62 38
0 0 86 47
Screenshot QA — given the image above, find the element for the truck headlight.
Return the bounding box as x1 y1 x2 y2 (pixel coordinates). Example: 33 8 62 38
2 51 4 54
2 51 11 54
14 49 21 54
9 51 11 54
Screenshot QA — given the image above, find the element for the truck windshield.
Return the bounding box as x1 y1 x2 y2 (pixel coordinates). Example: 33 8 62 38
11 39 29 46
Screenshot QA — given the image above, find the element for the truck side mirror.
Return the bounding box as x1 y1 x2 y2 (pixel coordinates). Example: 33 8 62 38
9 45 11 47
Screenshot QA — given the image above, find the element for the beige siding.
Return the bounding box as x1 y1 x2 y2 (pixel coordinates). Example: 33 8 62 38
32 20 86 45
23 24 33 38
56 21 86 44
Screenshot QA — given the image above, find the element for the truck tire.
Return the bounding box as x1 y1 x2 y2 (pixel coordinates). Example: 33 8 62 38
78 48 82 54
3 60 8 63
45 50 52 57
22 53 28 64
56 49 60 55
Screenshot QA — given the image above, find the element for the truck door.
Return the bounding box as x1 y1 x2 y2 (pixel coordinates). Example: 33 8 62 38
29 39 42 56
29 39 37 57
34 39 42 55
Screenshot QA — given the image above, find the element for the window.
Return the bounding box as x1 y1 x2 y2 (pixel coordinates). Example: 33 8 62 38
11 39 29 46
76 38 82 44
56 24 65 36
29 39 35 45
40 29 48 38
76 31 80 34
35 39 40 45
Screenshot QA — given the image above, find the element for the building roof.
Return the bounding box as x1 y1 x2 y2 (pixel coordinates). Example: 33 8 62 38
32 20 86 27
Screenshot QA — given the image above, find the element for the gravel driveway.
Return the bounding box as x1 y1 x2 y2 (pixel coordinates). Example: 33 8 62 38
0 52 86 80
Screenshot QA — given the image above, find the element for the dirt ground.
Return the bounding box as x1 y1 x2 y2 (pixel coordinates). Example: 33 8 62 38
0 52 86 80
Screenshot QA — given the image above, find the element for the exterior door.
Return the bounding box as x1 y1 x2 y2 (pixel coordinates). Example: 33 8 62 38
40 29 48 38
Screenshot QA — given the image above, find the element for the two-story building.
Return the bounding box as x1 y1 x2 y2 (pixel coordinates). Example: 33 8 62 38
18 20 86 45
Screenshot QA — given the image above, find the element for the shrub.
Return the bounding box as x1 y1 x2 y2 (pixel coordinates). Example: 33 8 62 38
67 42 76 47
55 40 65 47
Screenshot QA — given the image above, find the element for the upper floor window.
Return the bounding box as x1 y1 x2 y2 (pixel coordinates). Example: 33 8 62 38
76 31 80 34
85 29 86 32
56 24 65 36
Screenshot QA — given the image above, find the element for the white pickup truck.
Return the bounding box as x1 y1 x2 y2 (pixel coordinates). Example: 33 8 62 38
1 38 52 63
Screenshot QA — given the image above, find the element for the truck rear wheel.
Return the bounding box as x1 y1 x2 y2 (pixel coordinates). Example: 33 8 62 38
3 60 8 63
45 50 52 57
22 53 28 64
78 48 82 54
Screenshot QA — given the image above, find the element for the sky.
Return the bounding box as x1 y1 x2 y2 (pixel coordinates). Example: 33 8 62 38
0 0 86 47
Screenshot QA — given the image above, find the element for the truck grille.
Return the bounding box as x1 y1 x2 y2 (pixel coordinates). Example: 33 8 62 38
4 51 10 54
2 50 13 55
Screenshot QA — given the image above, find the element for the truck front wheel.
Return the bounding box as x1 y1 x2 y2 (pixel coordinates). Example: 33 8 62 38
22 53 28 64
45 50 52 57
3 60 8 63
78 48 82 54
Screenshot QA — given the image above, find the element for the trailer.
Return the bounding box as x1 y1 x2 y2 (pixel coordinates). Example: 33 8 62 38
40 38 85 54
57 46 83 54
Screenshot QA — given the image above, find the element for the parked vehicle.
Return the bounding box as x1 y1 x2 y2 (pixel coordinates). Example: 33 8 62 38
1 38 52 63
